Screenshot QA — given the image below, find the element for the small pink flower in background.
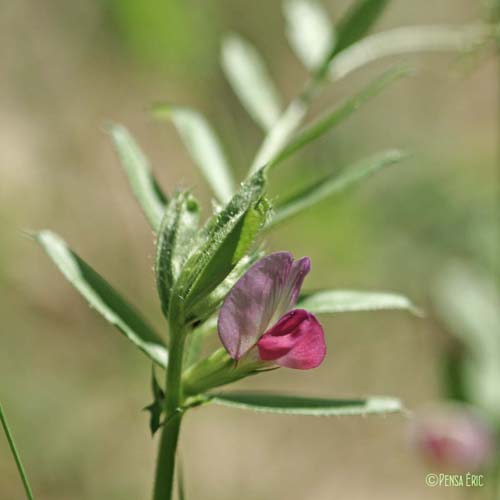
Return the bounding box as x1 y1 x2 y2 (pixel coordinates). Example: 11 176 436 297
411 404 495 472
218 252 326 369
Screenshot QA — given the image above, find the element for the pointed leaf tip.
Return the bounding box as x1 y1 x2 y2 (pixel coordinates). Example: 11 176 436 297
109 124 167 231
222 33 282 131
35 230 168 367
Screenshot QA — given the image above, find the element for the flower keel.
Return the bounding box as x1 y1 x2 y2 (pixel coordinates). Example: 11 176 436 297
257 309 326 369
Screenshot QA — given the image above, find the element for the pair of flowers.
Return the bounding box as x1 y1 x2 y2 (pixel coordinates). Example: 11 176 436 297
218 252 326 370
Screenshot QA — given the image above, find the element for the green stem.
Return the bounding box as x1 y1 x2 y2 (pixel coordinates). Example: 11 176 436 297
152 317 187 500
0 400 34 500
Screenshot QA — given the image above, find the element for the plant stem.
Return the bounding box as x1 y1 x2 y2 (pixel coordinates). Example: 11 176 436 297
152 318 187 500
0 400 34 500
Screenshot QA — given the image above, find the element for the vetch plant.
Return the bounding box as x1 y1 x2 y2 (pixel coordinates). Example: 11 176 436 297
5 0 496 498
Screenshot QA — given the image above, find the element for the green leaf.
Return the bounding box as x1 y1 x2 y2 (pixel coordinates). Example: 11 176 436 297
268 66 410 169
297 290 421 316
174 170 270 314
284 0 336 71
329 24 488 81
177 459 186 500
249 0 396 175
154 105 236 204
144 367 166 436
155 191 200 317
332 0 391 57
221 34 282 131
108 124 167 231
433 263 500 418
207 391 403 416
250 100 308 174
188 251 261 323
0 400 34 500
270 150 406 226
36 231 168 367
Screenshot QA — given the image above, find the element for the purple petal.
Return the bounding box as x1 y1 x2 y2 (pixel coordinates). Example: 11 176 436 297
218 252 293 359
257 309 326 369
274 257 311 320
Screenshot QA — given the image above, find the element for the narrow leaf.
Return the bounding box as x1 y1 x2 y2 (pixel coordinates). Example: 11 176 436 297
177 459 186 500
0 400 34 500
433 263 500 418
36 231 168 367
188 251 261 323
333 0 391 57
154 106 236 203
221 34 282 131
329 24 487 81
250 99 308 174
208 391 402 416
270 150 406 226
109 124 167 231
298 290 421 316
284 0 336 71
433 263 500 360
155 191 200 317
174 170 270 313
269 66 410 169
250 0 395 175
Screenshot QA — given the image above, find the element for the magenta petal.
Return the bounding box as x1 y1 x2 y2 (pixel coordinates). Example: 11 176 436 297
218 252 293 359
257 309 326 369
274 257 311 320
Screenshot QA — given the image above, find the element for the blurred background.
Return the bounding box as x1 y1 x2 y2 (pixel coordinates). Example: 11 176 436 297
1 0 497 498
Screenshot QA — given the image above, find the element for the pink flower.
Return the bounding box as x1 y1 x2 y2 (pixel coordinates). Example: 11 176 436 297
411 404 495 472
218 252 326 369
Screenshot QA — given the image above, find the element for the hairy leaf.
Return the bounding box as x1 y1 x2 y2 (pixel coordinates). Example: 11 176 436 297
269 66 410 169
221 34 282 131
188 251 261 323
109 124 167 231
174 170 270 314
250 100 308 174
154 105 236 203
270 150 406 226
208 391 402 416
155 191 200 317
329 24 488 81
298 290 421 316
36 231 168 367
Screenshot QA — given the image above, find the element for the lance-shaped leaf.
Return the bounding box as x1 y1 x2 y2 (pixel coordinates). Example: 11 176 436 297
207 391 402 416
174 170 270 313
433 263 500 418
297 290 421 316
329 24 488 81
36 231 168 367
250 0 394 175
156 191 200 317
188 251 261 323
177 459 186 500
109 124 168 231
221 34 282 131
154 105 236 204
268 66 410 169
250 100 308 174
284 0 336 71
270 149 406 227
332 0 391 58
